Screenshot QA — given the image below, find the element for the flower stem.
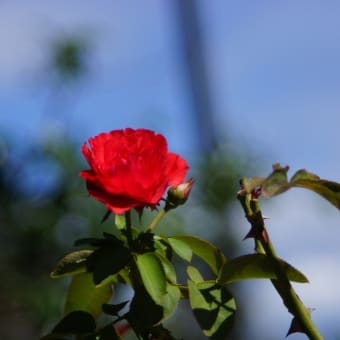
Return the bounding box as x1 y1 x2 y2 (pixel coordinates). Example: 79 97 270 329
238 192 323 340
125 211 133 249
146 208 167 233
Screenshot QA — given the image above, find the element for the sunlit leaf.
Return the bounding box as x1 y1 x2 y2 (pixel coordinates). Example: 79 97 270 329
188 280 236 339
64 273 112 318
154 237 171 255
155 252 177 284
291 169 340 209
187 265 204 283
242 164 340 209
161 284 181 321
136 252 167 305
217 254 308 285
170 235 227 275
167 238 192 262
50 249 93 278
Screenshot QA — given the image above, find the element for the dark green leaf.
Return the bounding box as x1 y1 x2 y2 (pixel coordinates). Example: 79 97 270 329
102 301 129 316
64 273 112 318
40 335 68 340
75 234 122 247
87 244 132 285
98 324 122 340
147 324 179 340
52 310 96 334
50 249 93 278
188 280 236 339
217 254 309 285
74 237 109 247
136 252 167 305
128 287 164 331
170 235 227 275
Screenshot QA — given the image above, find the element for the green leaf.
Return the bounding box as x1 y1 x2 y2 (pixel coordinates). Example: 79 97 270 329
217 254 309 285
188 280 236 339
167 238 192 262
154 237 172 259
64 273 112 318
154 252 177 284
128 287 164 331
52 310 96 334
86 244 132 285
187 265 204 283
50 249 93 278
242 164 340 209
161 284 181 321
136 252 167 305
170 235 227 275
291 169 340 209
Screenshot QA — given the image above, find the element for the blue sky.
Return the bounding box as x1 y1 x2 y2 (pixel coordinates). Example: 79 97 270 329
1 1 340 339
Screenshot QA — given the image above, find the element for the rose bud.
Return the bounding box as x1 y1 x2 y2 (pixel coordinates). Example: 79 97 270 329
166 178 194 209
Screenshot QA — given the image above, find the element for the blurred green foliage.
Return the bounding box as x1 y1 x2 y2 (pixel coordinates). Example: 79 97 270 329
50 36 88 81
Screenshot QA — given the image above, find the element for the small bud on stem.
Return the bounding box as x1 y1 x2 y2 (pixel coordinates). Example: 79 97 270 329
165 178 195 210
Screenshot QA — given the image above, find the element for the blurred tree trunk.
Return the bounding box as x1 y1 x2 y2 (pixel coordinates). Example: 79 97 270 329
174 0 219 152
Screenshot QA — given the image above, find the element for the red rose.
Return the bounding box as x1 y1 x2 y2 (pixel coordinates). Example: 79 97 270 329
79 128 189 214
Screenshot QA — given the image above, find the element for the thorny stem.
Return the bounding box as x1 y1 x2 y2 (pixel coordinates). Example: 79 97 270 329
238 192 323 340
146 208 167 233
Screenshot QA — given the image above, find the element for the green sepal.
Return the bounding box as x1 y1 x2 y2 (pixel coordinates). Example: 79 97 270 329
115 214 126 231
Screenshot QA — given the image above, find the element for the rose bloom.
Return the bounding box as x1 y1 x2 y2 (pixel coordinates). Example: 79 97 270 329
79 128 189 214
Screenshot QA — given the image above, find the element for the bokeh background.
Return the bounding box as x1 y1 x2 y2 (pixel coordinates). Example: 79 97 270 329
1 1 340 339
